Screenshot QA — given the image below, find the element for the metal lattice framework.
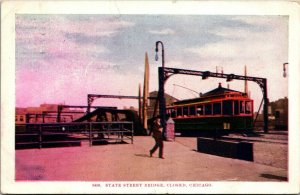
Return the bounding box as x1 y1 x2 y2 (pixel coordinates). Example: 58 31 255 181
57 105 117 122
26 113 75 123
87 94 156 113
158 67 269 134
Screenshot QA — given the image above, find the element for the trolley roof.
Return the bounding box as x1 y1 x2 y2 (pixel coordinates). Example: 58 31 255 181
172 83 250 106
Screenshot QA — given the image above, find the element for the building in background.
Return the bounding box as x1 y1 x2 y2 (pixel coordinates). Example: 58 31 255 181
15 104 84 124
147 91 178 119
269 97 288 130
255 97 288 130
15 108 27 124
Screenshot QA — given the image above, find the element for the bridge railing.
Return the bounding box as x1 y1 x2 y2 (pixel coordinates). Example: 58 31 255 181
15 121 134 149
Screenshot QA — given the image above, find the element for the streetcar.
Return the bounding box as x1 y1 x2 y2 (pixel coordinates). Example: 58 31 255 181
166 83 254 136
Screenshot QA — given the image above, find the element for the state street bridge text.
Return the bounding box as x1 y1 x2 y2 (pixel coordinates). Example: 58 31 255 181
92 183 212 188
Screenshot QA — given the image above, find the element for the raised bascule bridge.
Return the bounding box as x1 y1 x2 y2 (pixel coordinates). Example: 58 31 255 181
15 96 154 149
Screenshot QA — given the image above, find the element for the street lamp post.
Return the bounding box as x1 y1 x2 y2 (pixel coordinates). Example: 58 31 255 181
155 41 165 68
155 41 167 139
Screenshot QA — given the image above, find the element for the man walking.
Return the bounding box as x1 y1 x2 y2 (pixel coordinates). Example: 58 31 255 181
149 116 164 159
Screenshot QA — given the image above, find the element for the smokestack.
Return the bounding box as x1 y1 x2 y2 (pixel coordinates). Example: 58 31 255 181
143 52 150 130
244 65 248 95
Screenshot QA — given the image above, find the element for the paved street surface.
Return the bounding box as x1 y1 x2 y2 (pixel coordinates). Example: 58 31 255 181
15 135 287 182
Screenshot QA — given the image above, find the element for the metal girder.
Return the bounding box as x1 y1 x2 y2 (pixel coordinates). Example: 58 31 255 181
58 105 117 112
163 67 266 82
58 105 117 109
87 94 157 113
88 94 144 99
44 111 85 114
57 104 118 121
26 113 74 123
158 67 269 133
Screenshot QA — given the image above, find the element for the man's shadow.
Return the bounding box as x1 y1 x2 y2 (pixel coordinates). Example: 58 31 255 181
134 153 151 158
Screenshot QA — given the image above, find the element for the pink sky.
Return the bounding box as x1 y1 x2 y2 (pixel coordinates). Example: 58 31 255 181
16 15 288 111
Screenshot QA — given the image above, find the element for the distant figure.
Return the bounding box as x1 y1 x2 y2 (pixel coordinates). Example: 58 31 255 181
149 116 164 159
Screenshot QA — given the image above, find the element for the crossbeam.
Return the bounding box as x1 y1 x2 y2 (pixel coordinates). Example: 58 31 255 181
87 94 156 113
88 94 142 99
56 105 117 122
163 67 266 82
58 105 117 109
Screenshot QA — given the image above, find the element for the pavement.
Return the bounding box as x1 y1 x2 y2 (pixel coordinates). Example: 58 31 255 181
15 136 287 181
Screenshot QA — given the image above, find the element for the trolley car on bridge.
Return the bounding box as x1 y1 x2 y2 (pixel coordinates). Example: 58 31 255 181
166 83 254 136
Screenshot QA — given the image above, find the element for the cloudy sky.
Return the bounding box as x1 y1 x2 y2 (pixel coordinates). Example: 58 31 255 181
16 15 288 111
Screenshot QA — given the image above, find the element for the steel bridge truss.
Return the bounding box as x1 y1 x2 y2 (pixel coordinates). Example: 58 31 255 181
158 67 269 134
26 112 76 123
57 105 117 122
87 94 157 113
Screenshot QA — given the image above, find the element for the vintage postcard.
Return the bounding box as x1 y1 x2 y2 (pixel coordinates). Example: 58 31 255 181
1 0 300 194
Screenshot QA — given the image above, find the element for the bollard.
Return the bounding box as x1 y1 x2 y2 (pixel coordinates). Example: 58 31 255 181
165 118 175 141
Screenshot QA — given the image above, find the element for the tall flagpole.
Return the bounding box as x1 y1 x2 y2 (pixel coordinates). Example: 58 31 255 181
244 65 248 95
138 83 142 123
143 52 150 130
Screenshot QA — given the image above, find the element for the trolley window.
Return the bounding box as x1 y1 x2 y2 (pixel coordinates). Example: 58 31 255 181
204 104 212 115
189 106 196 116
213 102 221 115
196 105 203 115
166 109 170 114
166 108 171 118
183 106 189 116
246 101 252 114
177 107 183 117
167 108 173 116
171 109 176 118
234 100 239 115
223 100 233 115
240 101 245 113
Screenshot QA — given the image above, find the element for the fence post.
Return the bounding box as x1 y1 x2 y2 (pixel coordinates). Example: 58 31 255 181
39 124 42 149
89 122 92 147
131 122 134 144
